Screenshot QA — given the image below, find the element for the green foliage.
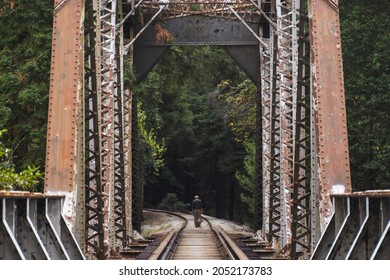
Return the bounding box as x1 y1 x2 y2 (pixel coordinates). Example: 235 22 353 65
136 45 253 221
157 193 189 212
340 0 390 190
138 101 167 174
217 79 257 141
0 1 52 169
235 140 256 215
0 129 44 191
0 165 43 192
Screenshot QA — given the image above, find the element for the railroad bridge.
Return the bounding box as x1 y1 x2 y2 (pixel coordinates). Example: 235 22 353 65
0 0 389 260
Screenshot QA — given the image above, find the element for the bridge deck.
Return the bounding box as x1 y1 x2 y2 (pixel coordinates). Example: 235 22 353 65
172 213 225 260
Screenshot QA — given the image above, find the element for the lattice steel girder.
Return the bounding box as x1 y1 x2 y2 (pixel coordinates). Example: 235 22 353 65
99 0 117 255
85 0 105 259
260 38 271 234
268 32 282 239
131 92 143 232
309 0 352 228
136 0 262 20
113 1 130 247
291 0 312 258
276 0 297 250
84 0 129 259
254 86 263 229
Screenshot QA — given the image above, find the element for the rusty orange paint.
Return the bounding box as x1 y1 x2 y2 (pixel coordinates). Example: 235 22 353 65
44 0 84 193
309 0 352 224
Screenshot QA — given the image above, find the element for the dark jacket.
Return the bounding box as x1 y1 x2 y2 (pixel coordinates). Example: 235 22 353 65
192 198 203 210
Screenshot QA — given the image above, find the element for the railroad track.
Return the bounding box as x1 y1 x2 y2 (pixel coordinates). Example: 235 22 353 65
144 210 248 260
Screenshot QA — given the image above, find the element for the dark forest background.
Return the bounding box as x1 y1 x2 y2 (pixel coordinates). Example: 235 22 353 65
0 0 389 227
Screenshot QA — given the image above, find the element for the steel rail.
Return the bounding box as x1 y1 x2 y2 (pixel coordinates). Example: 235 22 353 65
144 209 238 260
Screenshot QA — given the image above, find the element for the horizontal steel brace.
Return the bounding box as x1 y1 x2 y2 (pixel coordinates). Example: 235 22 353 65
132 15 261 46
135 41 259 46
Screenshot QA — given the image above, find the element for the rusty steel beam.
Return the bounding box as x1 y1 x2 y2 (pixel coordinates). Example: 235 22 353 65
309 0 352 230
44 0 85 242
45 0 84 193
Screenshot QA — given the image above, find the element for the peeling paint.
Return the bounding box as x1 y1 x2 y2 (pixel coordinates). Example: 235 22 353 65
63 192 75 231
332 184 346 194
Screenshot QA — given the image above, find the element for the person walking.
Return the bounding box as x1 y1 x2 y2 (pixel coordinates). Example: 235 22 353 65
191 195 203 228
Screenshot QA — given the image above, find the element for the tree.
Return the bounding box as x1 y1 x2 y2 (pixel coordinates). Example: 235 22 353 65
136 46 252 220
340 0 390 190
0 129 43 191
0 1 52 171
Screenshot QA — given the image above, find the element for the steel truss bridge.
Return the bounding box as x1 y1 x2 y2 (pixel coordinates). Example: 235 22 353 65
0 0 389 260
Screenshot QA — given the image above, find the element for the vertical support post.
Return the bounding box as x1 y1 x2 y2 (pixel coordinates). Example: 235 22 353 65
113 0 129 248
291 0 312 259
255 1 264 229
309 0 352 230
276 0 298 251
268 15 282 242
100 0 117 255
258 0 271 235
132 92 143 232
260 9 272 233
84 0 119 259
84 0 107 259
123 88 133 236
123 0 135 237
44 0 84 239
254 86 263 229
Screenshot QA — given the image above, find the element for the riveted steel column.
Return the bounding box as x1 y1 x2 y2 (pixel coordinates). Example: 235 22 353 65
84 0 106 259
309 0 352 230
84 0 120 259
268 16 282 241
123 1 134 236
123 88 133 236
276 0 299 251
113 0 130 248
260 48 271 233
132 92 143 232
291 0 312 259
44 0 84 241
254 87 263 230
100 0 117 255
253 2 263 231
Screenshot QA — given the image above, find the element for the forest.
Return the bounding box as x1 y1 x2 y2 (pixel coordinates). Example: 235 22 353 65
0 1 389 227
